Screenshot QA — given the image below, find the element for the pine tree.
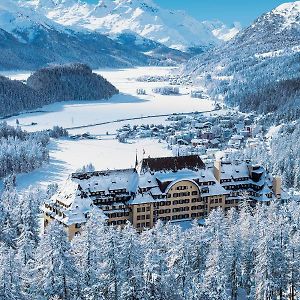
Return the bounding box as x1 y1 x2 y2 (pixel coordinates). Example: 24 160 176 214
72 209 107 300
0 244 23 300
30 222 80 300
202 235 229 300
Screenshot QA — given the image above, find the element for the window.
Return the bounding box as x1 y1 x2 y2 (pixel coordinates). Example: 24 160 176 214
75 223 81 229
192 191 198 195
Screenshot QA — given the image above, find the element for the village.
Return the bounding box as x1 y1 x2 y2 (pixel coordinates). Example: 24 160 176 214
116 107 265 166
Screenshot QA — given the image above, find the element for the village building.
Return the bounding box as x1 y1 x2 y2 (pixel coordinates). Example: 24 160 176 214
43 155 284 239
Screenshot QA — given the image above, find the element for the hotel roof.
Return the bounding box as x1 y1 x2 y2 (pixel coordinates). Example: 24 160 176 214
140 155 206 174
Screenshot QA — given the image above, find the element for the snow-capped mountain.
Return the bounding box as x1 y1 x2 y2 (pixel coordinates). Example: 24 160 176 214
182 1 300 119
183 1 300 75
0 0 190 70
25 0 240 51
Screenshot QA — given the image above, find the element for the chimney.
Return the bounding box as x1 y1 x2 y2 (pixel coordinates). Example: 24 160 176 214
272 176 281 199
214 160 221 183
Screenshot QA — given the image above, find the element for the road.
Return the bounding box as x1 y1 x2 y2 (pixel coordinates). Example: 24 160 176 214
65 109 217 131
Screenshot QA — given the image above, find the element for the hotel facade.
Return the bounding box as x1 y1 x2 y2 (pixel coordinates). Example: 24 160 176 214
43 155 283 239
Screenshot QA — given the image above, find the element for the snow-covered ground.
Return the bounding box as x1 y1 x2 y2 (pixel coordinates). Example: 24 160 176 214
3 67 213 134
0 66 214 189
15 138 171 190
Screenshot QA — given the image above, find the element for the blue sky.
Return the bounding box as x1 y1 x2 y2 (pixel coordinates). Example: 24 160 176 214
87 0 288 26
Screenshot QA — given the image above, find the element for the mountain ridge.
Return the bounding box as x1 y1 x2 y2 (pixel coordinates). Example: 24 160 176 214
24 0 241 51
181 1 300 121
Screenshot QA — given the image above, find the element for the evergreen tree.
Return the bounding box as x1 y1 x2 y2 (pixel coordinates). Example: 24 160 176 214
30 222 80 300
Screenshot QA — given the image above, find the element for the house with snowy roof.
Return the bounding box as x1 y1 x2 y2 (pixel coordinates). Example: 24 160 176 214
43 155 284 239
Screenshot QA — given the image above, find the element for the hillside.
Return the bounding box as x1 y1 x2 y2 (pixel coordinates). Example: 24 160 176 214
25 0 240 51
27 64 119 102
0 64 119 118
182 1 300 122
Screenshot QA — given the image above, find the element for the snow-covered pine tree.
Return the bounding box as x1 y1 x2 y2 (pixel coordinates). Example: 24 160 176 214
0 244 23 300
71 208 107 300
29 222 80 300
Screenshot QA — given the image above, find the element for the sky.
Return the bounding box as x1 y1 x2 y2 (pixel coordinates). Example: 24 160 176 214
86 0 288 26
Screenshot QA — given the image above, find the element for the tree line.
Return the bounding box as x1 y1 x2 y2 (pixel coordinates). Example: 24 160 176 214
0 122 69 179
0 181 299 300
0 64 119 118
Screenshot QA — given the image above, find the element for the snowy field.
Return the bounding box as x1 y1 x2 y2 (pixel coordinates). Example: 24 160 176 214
0 66 214 189
3 67 213 134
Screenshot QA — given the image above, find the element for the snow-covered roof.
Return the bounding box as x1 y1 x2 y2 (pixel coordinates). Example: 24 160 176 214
219 161 250 180
72 168 138 194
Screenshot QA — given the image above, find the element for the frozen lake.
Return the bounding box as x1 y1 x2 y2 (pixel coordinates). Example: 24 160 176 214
2 67 213 134
0 66 214 189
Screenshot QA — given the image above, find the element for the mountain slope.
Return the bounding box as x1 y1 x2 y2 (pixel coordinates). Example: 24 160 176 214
182 1 300 121
0 0 186 70
26 0 240 51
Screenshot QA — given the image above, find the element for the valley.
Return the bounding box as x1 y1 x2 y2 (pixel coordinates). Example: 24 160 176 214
0 66 214 189
0 1 299 299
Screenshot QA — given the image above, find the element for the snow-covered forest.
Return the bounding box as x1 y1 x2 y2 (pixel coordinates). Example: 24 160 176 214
0 64 119 118
229 121 300 190
1 180 299 300
0 123 49 178
27 64 119 103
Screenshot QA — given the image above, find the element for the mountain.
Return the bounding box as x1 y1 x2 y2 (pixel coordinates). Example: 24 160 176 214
182 1 300 122
0 64 119 118
0 0 191 70
25 0 241 51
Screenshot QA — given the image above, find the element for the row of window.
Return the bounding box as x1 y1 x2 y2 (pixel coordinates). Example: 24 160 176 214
210 198 223 204
101 204 126 211
172 192 190 197
191 205 205 210
158 212 206 222
137 214 150 220
137 222 150 228
137 206 151 213
191 212 205 218
93 197 130 205
109 219 127 226
225 199 239 205
173 199 190 205
173 207 190 213
153 197 210 208
176 186 189 190
109 212 130 218
172 214 190 220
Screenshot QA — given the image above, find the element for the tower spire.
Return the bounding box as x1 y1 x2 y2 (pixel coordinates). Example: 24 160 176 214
135 150 138 169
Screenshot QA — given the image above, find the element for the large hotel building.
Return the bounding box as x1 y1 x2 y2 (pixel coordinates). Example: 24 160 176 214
43 155 283 239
